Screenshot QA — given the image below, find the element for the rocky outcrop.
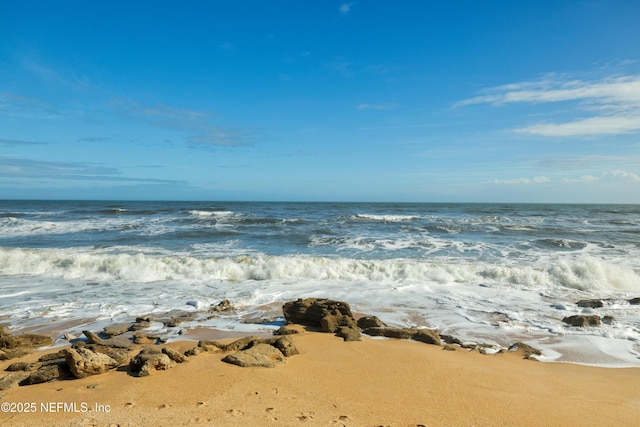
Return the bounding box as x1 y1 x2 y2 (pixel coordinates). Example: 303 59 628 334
629 297 640 305
20 361 71 385
282 298 360 341
362 327 418 340
64 347 119 379
162 347 188 364
562 315 601 327
0 327 53 360
0 371 31 390
222 343 286 368
412 329 441 346
130 349 173 377
357 315 387 329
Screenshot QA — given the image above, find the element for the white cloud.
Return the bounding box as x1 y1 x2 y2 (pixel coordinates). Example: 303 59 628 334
456 74 640 137
602 169 640 183
488 176 551 185
515 115 640 136
339 3 355 15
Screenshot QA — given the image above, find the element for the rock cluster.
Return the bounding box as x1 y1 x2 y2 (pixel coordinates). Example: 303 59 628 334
282 298 361 341
197 335 299 368
0 326 53 360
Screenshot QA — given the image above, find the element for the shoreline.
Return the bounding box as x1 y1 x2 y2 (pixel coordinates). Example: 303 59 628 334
2 323 639 426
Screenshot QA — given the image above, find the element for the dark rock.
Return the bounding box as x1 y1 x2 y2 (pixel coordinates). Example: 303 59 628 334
82 330 104 344
440 335 464 346
629 297 640 305
129 319 151 331
20 361 70 385
38 351 67 362
130 349 173 377
335 326 361 342
562 315 601 327
162 347 187 364
357 316 387 330
5 362 39 372
282 298 354 329
103 323 131 337
64 347 119 379
362 327 417 339
220 336 262 352
320 313 357 333
0 372 30 390
0 331 53 352
576 299 604 308
508 342 542 360
222 344 286 368
0 348 30 360
209 299 235 313
411 329 441 346
185 347 202 357
273 326 300 336
268 336 300 356
197 340 225 352
602 315 615 325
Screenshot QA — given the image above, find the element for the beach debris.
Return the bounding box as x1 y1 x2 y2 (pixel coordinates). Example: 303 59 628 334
64 347 119 379
562 315 601 327
282 298 361 341
130 348 173 377
576 299 604 308
222 343 286 368
508 342 542 360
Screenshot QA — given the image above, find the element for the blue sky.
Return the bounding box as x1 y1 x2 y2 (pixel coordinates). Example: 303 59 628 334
1 1 640 202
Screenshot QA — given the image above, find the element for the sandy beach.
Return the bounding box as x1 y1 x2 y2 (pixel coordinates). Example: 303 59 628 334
1 325 639 427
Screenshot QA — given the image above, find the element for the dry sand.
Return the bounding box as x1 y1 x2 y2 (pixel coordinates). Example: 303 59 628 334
1 328 639 427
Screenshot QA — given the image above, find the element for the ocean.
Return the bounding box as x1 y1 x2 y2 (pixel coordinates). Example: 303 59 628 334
1 200 639 367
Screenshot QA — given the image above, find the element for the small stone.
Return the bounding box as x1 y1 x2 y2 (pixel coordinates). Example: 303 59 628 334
273 326 300 336
562 315 601 327
576 299 604 308
356 315 387 329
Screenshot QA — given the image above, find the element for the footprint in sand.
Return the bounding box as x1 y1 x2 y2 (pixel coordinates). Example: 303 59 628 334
226 409 245 416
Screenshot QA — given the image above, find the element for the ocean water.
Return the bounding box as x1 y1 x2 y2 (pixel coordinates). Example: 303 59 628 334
1 200 639 367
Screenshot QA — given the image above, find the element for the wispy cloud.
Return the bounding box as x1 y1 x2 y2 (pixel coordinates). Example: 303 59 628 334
356 103 398 111
109 97 256 147
0 92 60 119
0 156 183 184
456 74 640 137
485 170 640 186
487 176 551 185
0 138 47 146
339 3 355 15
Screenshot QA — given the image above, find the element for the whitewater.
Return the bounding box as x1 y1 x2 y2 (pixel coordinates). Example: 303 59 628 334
0 201 638 367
